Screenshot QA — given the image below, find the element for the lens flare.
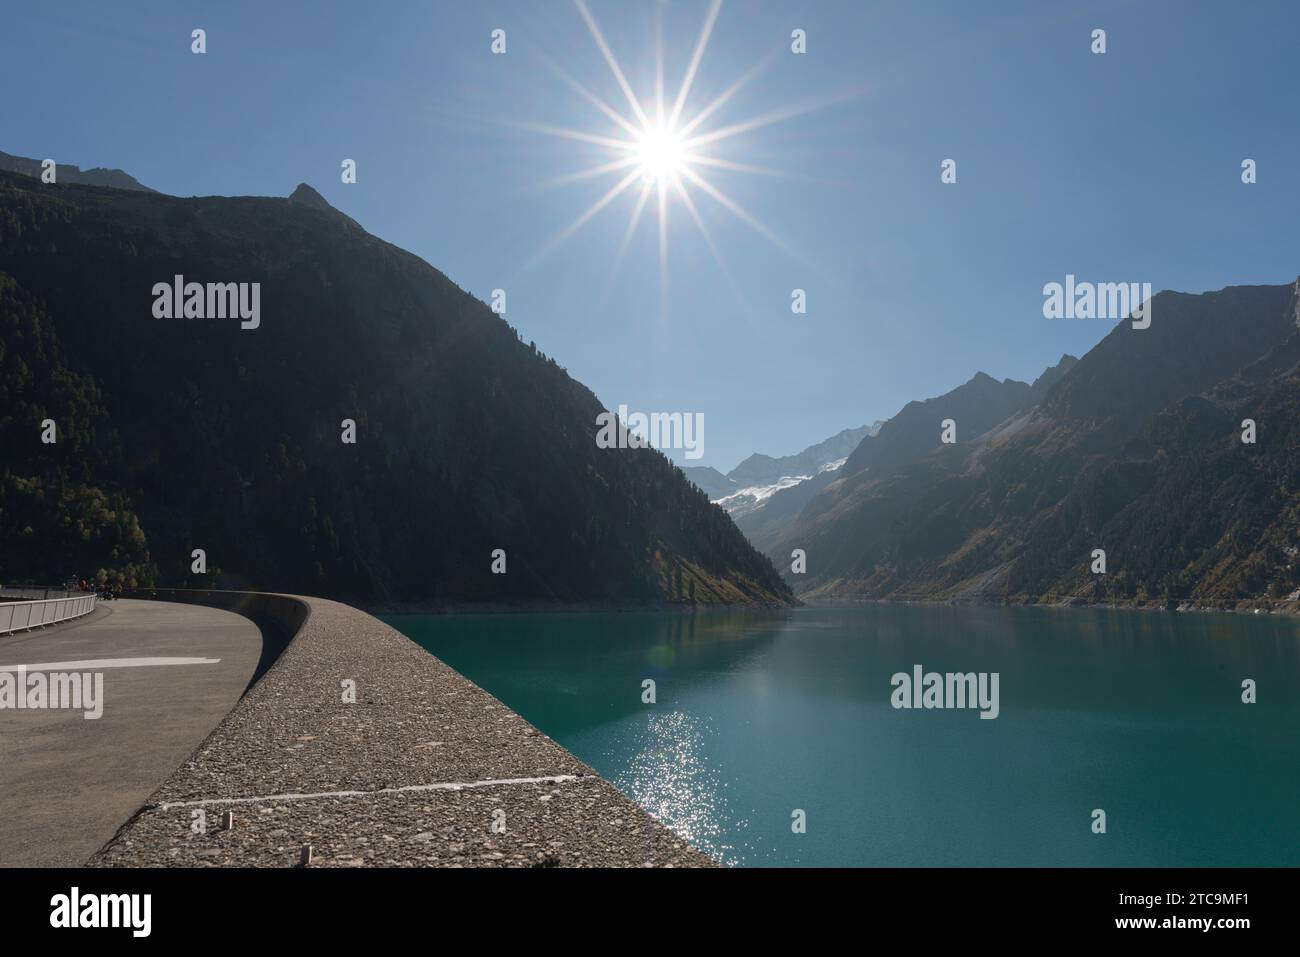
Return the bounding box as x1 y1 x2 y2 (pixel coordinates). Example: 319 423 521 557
518 0 855 295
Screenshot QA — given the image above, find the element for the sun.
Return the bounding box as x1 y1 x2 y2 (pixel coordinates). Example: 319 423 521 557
633 122 691 185
516 0 853 289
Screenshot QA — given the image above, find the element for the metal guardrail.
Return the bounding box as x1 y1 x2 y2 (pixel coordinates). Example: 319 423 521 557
0 595 97 635
0 587 79 601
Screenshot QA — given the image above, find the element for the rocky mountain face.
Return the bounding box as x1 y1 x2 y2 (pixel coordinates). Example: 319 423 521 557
733 365 1076 557
773 282 1300 610
841 359 1077 477
0 170 792 605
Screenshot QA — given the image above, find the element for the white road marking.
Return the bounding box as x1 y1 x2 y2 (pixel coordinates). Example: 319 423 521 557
155 774 583 810
0 657 221 672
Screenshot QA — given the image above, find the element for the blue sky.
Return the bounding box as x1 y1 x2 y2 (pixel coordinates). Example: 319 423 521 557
4 0 1298 470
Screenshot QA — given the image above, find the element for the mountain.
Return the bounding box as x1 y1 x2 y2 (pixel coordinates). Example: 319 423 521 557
773 281 1300 610
288 182 362 230
840 359 1076 477
678 465 734 500
0 149 156 193
0 271 150 588
728 424 881 488
733 365 1078 557
0 169 792 606
678 423 881 557
730 465 842 555
683 423 880 501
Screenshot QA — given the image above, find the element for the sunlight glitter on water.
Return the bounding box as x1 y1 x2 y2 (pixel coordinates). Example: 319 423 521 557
613 710 735 865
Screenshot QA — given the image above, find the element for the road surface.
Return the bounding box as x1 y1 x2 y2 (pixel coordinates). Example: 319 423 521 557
0 599 264 866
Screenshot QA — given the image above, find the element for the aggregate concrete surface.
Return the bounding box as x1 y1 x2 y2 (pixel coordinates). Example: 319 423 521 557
89 595 715 867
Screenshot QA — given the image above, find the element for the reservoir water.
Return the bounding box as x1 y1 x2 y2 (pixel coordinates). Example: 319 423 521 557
385 604 1300 866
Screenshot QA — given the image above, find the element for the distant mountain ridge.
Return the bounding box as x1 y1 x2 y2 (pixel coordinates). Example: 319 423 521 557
729 424 882 487
0 149 156 193
683 422 881 501
677 423 882 559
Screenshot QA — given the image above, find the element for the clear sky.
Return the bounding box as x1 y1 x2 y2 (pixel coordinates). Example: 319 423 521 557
4 1 1298 470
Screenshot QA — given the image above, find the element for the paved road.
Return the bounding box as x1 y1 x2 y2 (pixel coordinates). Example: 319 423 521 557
89 595 714 868
0 599 264 866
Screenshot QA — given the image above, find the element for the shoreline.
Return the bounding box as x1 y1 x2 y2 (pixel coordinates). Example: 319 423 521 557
368 598 798 616
790 595 1300 617
367 594 1300 618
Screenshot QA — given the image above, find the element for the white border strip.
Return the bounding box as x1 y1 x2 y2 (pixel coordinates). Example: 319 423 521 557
0 657 220 672
155 774 583 810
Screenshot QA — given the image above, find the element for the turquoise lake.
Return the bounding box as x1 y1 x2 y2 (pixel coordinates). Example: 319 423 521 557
385 604 1300 867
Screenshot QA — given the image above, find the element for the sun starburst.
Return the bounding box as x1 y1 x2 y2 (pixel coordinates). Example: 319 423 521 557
518 0 844 297
632 120 691 186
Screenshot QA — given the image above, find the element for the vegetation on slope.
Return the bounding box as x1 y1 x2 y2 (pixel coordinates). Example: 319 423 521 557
0 172 791 605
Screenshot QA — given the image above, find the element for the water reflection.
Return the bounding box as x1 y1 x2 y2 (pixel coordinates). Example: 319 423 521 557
389 609 793 737
389 604 1300 866
614 710 734 863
